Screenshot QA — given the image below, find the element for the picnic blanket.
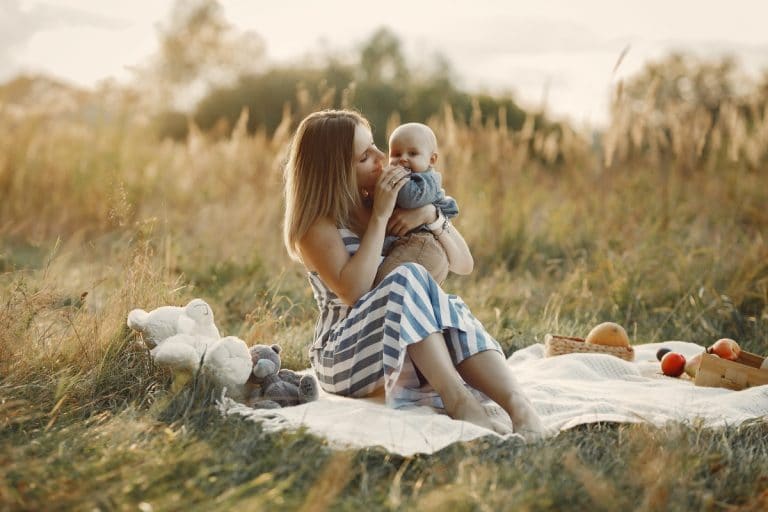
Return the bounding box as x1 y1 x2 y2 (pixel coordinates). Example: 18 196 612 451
218 341 768 456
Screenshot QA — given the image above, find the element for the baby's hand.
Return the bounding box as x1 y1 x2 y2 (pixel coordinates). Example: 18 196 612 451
389 158 414 172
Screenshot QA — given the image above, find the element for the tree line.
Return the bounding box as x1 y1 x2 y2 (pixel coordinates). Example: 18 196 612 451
154 26 531 146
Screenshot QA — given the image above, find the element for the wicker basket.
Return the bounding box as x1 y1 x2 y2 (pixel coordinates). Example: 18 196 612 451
544 334 635 361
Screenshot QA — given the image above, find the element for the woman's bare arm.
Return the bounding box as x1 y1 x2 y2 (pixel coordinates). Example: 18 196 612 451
299 165 411 305
299 215 388 305
435 219 474 274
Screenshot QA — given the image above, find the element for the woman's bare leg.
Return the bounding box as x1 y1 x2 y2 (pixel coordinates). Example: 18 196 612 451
407 332 512 434
457 350 545 439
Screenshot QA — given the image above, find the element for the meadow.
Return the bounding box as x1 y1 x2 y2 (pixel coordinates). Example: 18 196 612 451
1 68 767 510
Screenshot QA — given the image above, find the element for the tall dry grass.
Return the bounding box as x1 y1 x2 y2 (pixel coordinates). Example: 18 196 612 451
1 70 767 510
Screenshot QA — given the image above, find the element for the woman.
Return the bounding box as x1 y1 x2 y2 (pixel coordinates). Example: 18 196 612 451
283 109 544 438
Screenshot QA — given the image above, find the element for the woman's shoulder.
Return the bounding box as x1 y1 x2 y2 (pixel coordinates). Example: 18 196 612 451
302 217 356 238
300 217 339 254
299 217 358 273
304 216 359 238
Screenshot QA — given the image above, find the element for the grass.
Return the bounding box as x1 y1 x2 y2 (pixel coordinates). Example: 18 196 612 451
1 70 767 510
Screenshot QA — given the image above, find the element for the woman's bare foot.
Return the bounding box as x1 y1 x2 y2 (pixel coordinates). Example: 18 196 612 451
445 389 513 435
488 418 515 435
506 397 546 440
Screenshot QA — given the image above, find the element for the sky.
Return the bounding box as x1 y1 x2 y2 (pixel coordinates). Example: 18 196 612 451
3 0 768 127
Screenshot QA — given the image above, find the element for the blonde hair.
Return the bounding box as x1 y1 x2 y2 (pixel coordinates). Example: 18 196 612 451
283 109 369 261
390 122 438 152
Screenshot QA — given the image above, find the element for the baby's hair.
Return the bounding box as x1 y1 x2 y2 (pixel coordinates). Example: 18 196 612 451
390 122 438 152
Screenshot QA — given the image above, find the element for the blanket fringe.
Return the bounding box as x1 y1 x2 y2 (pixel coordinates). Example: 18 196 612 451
216 389 292 430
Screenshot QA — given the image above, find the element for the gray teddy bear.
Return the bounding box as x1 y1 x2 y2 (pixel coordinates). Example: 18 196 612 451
246 344 319 409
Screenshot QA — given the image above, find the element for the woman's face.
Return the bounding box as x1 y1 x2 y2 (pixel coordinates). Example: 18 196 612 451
353 123 384 197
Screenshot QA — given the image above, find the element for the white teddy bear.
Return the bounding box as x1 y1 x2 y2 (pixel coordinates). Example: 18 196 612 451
202 336 255 398
127 298 220 348
127 298 252 400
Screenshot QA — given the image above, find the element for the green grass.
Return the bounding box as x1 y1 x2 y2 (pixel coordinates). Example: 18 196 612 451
4 386 768 510
2 74 768 510
2 221 766 510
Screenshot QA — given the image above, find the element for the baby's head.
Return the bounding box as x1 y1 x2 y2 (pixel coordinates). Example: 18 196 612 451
388 123 438 173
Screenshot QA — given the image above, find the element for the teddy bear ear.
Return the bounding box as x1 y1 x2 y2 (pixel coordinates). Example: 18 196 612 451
271 344 281 354
127 309 149 330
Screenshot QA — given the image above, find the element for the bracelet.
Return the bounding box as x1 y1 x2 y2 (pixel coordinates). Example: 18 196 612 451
426 210 445 233
431 204 440 225
435 218 451 237
427 212 450 237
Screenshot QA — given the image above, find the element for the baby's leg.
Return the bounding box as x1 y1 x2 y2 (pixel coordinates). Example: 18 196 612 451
407 232 449 283
374 238 412 287
374 233 449 286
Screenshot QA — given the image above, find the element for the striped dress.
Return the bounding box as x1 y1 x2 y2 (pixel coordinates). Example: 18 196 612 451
308 228 504 409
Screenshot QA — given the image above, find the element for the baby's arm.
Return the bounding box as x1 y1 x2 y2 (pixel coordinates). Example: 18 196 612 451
435 195 459 219
396 170 442 209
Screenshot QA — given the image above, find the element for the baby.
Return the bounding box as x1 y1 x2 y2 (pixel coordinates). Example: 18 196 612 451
374 123 459 286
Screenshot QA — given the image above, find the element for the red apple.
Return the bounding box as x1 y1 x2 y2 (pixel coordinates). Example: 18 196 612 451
661 352 686 377
709 338 741 361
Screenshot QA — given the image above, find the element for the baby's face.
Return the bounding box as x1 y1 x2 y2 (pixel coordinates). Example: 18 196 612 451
388 126 436 172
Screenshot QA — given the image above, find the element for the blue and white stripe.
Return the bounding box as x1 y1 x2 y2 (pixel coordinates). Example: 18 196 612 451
308 228 503 409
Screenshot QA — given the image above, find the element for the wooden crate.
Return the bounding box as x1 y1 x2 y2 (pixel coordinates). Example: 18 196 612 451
694 351 768 390
544 334 635 361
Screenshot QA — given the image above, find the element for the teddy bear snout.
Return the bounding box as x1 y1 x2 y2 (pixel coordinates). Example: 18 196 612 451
253 358 276 378
189 303 211 319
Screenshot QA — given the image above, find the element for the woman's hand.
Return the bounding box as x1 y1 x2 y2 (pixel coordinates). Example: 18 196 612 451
387 204 437 237
371 165 410 221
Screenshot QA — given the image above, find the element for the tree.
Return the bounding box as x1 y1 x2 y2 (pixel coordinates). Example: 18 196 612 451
358 27 409 84
161 25 531 144
139 0 265 110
